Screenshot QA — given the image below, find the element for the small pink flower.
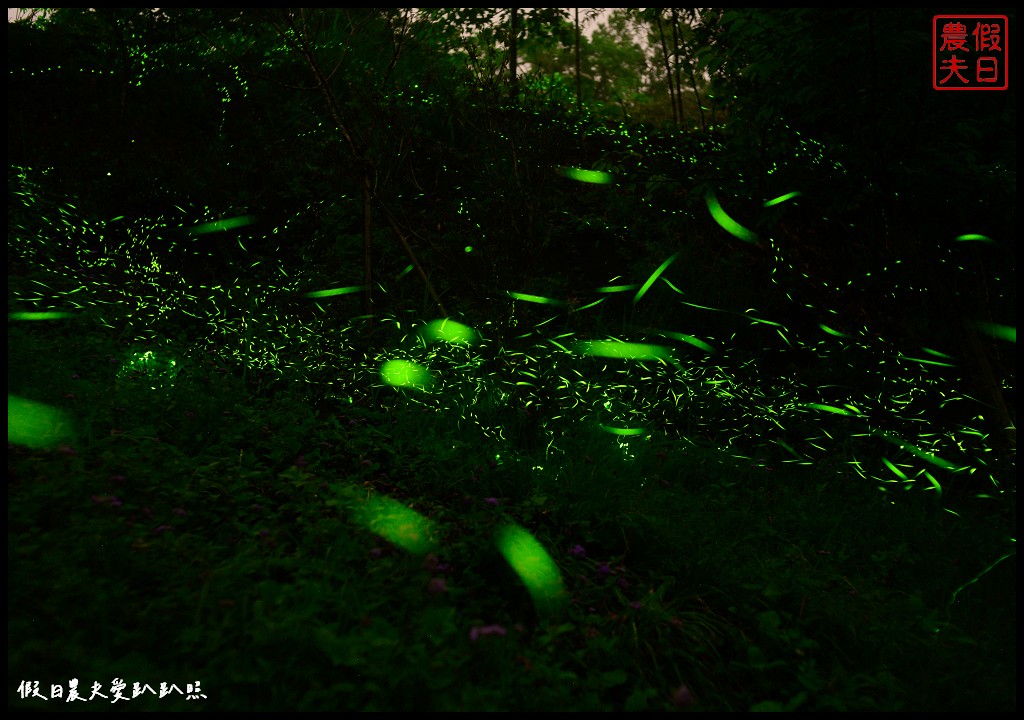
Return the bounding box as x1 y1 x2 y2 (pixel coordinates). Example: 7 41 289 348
484 497 500 506
671 684 695 709
469 624 507 642
427 577 447 594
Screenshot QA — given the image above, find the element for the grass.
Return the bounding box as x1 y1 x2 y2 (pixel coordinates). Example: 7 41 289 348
7 303 1016 712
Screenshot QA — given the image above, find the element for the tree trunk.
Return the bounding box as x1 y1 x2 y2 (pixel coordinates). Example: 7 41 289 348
362 181 373 319
508 7 519 102
655 13 679 125
574 8 582 110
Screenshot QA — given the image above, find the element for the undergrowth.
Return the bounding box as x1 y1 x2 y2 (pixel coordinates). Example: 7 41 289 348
8 313 1016 712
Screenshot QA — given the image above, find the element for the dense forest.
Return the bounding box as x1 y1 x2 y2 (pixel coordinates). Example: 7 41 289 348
8 8 1016 712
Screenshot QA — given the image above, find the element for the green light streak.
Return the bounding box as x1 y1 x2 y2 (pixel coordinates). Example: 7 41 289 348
8 395 74 449
874 431 962 472
507 291 565 306
596 284 640 294
8 311 76 320
187 215 256 236
304 286 363 298
775 440 804 460
657 330 715 353
573 341 670 361
901 355 958 368
633 253 679 305
380 359 433 389
496 524 566 615
922 470 943 497
975 323 1015 343
660 277 685 294
763 191 802 207
819 324 850 338
561 167 613 184
882 457 909 480
419 319 479 346
804 403 860 417
948 551 1015 611
706 191 758 244
353 495 438 554
598 424 647 436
